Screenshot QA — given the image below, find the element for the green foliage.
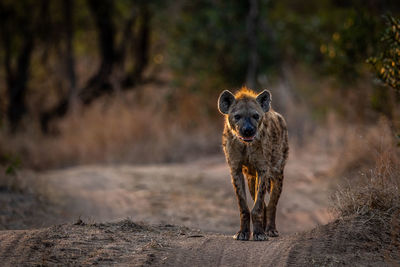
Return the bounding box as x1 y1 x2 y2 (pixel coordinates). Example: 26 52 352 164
270 1 383 82
166 0 396 92
166 1 277 91
368 15 400 91
1 153 21 175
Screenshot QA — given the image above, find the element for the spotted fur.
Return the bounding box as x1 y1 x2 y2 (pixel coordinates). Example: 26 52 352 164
218 87 289 241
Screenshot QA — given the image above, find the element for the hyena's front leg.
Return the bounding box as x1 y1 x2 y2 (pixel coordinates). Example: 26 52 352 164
230 167 250 241
246 172 268 231
266 176 283 237
251 170 269 241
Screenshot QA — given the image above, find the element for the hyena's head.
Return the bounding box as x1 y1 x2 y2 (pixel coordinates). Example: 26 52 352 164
218 88 271 143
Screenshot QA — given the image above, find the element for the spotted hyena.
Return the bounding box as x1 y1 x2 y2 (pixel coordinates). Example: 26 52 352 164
218 87 289 241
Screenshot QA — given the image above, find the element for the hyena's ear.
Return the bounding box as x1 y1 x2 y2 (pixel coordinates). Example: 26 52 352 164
218 90 235 114
256 90 271 112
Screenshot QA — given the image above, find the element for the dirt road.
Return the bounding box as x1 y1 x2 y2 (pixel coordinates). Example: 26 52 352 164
0 216 393 266
0 150 347 266
33 150 333 235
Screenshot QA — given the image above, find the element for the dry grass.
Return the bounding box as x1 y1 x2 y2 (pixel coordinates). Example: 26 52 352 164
0 84 222 170
332 117 400 219
333 154 400 217
333 118 397 175
328 120 400 263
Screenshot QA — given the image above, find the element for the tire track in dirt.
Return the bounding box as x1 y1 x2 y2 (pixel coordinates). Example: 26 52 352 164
160 234 298 267
0 231 25 259
156 216 394 267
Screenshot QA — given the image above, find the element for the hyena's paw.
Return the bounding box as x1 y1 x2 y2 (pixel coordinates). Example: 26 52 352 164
252 231 268 241
233 231 250 241
266 227 279 237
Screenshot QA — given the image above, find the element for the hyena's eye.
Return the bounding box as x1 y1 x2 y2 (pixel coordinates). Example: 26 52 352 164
234 115 241 121
253 114 260 120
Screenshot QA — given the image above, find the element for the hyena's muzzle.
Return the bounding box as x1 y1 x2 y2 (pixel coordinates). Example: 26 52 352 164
237 117 257 142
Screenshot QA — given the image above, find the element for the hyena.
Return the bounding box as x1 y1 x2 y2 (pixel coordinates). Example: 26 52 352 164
218 87 289 241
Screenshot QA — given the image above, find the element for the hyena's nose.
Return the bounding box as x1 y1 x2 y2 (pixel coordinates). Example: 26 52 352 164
243 126 256 137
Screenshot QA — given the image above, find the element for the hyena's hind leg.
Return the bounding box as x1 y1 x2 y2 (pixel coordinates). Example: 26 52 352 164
243 166 268 231
266 173 283 237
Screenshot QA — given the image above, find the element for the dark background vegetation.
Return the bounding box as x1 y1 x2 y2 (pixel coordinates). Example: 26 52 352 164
0 0 400 170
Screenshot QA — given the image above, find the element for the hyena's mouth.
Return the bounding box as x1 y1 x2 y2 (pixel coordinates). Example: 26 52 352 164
239 136 255 142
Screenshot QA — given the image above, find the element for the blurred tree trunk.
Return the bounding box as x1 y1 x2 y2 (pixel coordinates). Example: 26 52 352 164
65 0 77 107
134 5 150 81
40 0 76 133
39 1 151 133
0 2 36 133
82 0 152 99
113 7 137 91
79 0 116 105
5 36 34 133
41 0 117 133
246 0 259 89
123 4 151 87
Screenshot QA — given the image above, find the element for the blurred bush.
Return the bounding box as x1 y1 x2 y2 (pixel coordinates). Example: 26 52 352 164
368 15 400 91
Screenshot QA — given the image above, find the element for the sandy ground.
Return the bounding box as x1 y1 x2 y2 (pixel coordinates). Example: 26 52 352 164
0 215 396 266
1 150 370 266
29 151 334 235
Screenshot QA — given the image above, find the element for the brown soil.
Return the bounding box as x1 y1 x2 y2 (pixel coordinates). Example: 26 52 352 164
1 152 398 265
2 152 333 233
1 216 398 266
